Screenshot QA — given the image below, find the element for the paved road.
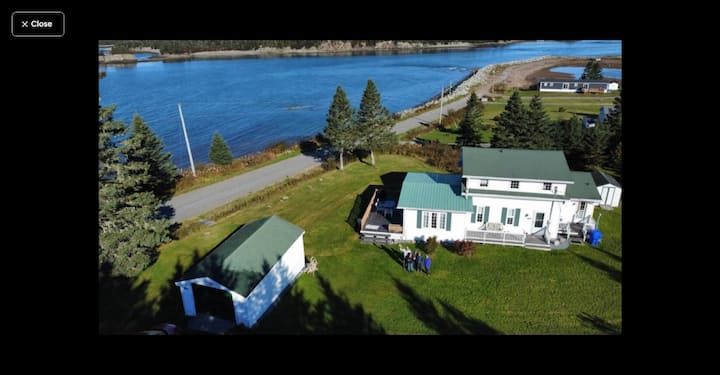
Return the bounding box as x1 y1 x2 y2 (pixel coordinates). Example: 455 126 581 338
170 152 323 222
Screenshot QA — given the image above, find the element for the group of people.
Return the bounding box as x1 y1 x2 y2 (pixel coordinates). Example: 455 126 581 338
400 246 431 274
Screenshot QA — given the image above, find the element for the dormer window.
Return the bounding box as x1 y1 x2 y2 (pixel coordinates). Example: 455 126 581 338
543 182 552 191
479 179 488 187
510 181 519 189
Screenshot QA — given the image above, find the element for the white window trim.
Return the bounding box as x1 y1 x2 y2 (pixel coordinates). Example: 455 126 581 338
479 179 489 187
422 211 447 229
506 208 516 225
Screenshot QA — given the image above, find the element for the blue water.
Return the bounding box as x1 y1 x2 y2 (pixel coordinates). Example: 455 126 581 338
99 40 621 168
134 53 157 60
550 66 622 79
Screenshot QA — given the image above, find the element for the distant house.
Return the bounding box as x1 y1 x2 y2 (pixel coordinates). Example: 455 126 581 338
360 148 605 250
592 171 622 208
175 216 305 332
538 79 618 93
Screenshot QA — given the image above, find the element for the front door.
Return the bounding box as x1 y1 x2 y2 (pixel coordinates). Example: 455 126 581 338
575 202 586 221
533 212 545 229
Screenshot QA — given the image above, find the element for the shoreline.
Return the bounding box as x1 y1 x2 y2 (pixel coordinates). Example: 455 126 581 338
396 55 622 118
99 40 520 65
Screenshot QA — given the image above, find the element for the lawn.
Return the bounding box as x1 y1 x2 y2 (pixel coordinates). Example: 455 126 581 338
100 155 621 334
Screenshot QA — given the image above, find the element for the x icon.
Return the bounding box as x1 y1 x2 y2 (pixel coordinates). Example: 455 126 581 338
21 21 28 27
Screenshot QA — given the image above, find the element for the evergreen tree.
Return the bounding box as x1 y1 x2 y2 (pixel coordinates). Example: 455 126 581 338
357 79 396 165
599 92 622 174
124 115 178 202
457 92 485 146
324 86 356 170
492 91 527 148
209 131 234 166
99 112 177 277
581 59 604 80
581 123 611 169
556 116 585 169
526 95 553 149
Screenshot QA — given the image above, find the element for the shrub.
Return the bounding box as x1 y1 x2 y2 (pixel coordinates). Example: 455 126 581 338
425 236 439 254
455 240 476 256
322 158 337 171
492 83 507 94
558 107 566 112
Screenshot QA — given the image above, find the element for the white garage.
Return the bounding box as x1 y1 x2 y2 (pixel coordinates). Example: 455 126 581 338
592 171 622 208
175 215 305 332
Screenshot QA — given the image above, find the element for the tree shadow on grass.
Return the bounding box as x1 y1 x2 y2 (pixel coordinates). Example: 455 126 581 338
99 255 188 334
247 274 385 334
573 252 622 284
577 312 621 335
393 278 501 335
594 246 622 262
377 244 403 267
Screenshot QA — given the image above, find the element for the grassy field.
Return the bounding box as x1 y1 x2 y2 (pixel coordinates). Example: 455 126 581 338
101 155 621 334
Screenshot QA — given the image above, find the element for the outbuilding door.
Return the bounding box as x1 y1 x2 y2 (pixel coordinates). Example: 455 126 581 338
192 284 235 321
601 187 615 206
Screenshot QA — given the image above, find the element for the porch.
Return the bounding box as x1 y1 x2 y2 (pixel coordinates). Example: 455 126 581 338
359 188 404 244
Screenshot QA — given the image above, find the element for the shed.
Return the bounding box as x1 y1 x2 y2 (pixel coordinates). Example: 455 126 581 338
175 215 305 332
591 171 622 208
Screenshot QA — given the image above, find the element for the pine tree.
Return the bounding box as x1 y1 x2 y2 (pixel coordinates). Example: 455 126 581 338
209 131 234 166
457 92 484 146
526 95 553 149
581 59 604 80
603 94 622 167
324 86 356 170
99 112 177 277
492 91 527 148
582 123 611 169
124 114 178 202
357 79 396 166
557 116 585 170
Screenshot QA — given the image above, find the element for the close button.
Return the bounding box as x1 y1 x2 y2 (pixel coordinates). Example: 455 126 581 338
11 11 65 38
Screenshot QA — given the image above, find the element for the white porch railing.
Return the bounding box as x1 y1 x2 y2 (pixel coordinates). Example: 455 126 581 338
466 229 526 246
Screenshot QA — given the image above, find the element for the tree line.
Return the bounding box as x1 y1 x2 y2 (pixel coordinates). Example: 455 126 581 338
101 40 504 55
323 80 397 169
491 90 622 175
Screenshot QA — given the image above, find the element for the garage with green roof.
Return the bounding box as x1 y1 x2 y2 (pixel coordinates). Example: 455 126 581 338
175 215 305 332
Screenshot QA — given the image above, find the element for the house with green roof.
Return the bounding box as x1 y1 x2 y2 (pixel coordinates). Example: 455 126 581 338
360 147 604 250
175 215 305 332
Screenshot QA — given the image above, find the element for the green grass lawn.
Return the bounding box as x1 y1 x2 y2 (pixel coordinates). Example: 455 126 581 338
101 155 621 334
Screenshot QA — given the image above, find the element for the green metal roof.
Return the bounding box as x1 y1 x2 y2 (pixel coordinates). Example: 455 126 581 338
397 173 474 212
461 147 574 182
567 172 602 201
467 188 567 200
591 170 621 188
179 216 304 297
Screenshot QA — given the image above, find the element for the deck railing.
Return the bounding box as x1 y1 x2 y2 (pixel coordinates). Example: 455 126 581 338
466 230 526 246
360 188 379 231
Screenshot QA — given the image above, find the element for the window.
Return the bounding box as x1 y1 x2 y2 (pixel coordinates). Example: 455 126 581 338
543 182 552 191
562 83 569 89
506 208 516 225
479 179 488 187
423 211 446 229
510 180 519 189
476 207 485 223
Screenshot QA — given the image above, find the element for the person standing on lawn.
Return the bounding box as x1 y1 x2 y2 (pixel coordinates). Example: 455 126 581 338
424 255 432 275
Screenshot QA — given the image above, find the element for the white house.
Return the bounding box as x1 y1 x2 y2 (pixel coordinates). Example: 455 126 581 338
175 215 305 332
592 170 622 208
360 148 604 250
538 79 618 93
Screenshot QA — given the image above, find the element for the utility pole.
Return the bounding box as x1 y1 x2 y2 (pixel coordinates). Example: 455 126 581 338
439 86 444 127
178 103 196 177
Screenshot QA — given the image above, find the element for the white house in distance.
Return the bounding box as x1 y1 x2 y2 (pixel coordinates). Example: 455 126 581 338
538 79 619 93
592 170 622 208
360 147 604 250
175 215 305 332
